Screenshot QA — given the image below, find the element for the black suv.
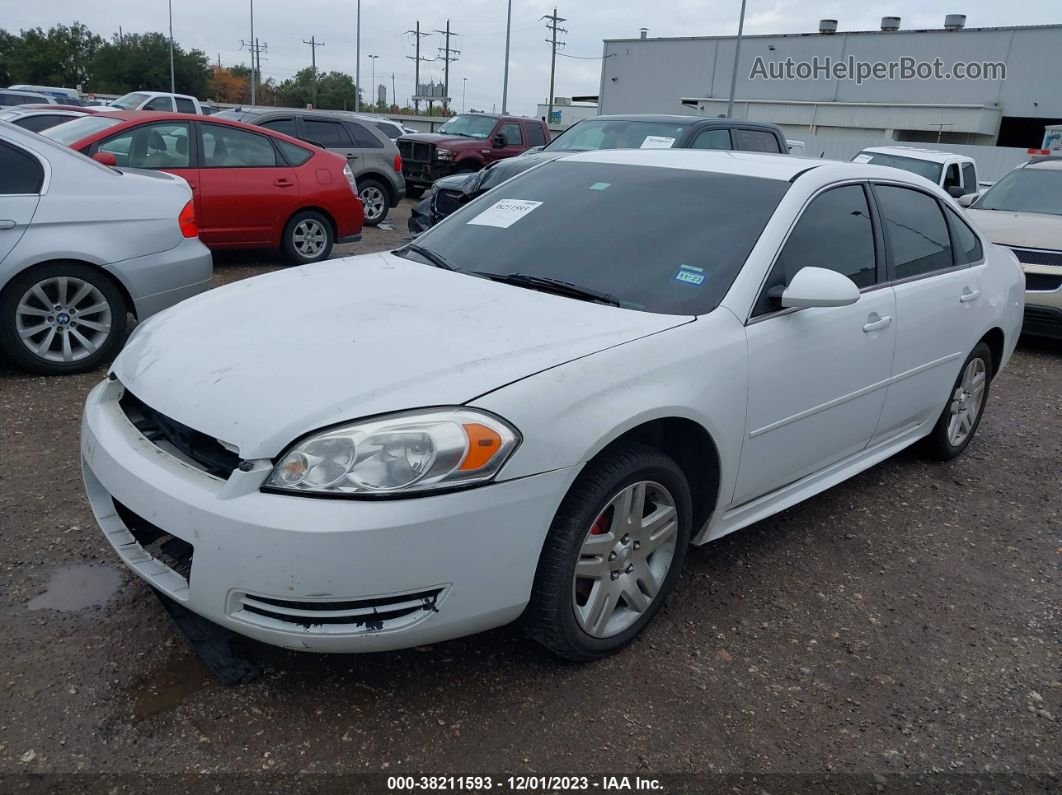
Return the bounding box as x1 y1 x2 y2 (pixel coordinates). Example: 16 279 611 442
409 115 791 233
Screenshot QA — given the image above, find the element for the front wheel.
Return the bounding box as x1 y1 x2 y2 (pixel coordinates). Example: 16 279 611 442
918 342 993 460
522 441 692 661
358 179 389 226
281 210 334 264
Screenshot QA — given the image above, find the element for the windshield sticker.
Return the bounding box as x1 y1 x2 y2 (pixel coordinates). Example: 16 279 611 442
589 182 611 191
467 199 543 229
674 265 706 287
640 136 676 149
853 154 874 164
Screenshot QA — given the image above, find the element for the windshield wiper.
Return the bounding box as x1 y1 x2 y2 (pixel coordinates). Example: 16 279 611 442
475 272 620 307
402 243 455 270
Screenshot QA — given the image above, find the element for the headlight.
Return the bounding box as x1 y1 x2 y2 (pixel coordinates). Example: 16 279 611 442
264 409 520 496
436 148 453 161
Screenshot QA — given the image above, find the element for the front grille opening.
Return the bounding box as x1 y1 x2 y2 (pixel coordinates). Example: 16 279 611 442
239 588 443 630
119 389 241 479
1012 247 1062 268
113 500 194 581
1025 272 1062 292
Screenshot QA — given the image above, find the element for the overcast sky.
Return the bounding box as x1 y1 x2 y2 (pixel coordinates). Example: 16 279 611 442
8 1 1060 114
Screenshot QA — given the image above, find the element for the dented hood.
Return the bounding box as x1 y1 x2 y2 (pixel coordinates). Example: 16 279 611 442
113 253 689 459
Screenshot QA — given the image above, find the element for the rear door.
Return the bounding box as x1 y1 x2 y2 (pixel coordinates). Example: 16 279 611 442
142 95 176 112
688 128 733 150
196 122 298 246
301 116 361 166
344 119 390 179
0 139 42 264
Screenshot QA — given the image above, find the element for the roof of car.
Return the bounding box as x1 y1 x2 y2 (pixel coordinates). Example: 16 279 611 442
1023 156 1062 170
567 148 817 180
581 114 781 129
859 146 973 164
2 106 87 116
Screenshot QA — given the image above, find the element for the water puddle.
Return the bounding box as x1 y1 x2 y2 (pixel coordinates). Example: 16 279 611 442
27 564 122 612
132 652 214 721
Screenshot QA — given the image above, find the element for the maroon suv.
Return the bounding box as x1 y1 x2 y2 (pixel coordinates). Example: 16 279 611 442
398 113 550 197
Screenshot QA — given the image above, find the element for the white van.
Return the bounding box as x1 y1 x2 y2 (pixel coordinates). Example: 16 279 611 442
852 146 979 199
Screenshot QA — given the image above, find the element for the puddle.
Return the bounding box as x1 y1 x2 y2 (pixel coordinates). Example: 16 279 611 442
27 564 122 612
132 651 214 721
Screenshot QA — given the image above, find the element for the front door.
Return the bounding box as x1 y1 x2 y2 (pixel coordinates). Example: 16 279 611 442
484 121 524 165
735 183 896 504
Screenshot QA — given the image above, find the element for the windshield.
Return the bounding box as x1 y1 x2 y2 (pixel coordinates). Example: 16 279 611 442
42 115 121 145
436 114 497 139
405 161 788 315
546 119 689 152
974 167 1062 215
855 151 943 183
109 92 151 110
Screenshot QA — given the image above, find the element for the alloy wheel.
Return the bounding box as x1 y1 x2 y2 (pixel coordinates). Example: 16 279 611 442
292 219 327 259
360 185 387 223
15 276 113 364
946 357 987 447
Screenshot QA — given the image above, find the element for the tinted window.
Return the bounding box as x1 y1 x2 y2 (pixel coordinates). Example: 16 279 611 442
943 163 960 189
754 185 877 316
545 119 688 152
733 128 781 153
408 161 789 316
875 185 953 279
0 141 44 193
260 117 298 137
372 120 402 139
500 122 522 146
175 97 196 114
691 129 732 150
42 114 121 145
16 114 70 133
526 124 546 148
302 118 352 149
99 121 191 168
143 96 173 111
857 151 943 184
201 124 278 167
346 121 384 148
276 139 312 166
944 206 983 265
975 168 1062 215
961 163 976 193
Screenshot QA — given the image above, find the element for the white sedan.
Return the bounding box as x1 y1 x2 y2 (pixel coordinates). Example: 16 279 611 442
81 150 1024 660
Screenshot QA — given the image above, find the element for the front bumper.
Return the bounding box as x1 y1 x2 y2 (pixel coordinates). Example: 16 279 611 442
81 379 576 653
1022 263 1062 339
402 161 457 187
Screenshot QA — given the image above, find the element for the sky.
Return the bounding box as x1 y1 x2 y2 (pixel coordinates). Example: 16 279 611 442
8 1 1061 115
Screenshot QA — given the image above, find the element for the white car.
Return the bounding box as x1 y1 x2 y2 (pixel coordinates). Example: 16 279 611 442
99 91 203 114
81 150 1024 660
853 146 979 200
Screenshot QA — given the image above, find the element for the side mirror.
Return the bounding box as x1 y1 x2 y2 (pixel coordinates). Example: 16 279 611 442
946 185 965 198
781 267 860 309
91 151 117 167
956 193 978 208
492 134 506 148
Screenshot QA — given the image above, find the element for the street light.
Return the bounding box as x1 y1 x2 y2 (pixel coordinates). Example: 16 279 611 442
462 77 467 113
168 0 175 93
368 54 379 110
502 0 512 113
726 0 748 119
354 0 361 111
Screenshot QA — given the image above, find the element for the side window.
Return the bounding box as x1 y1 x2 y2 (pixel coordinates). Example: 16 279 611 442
691 129 732 150
260 117 298 138
302 118 353 149
18 115 65 133
961 163 977 193
174 97 197 114
943 163 961 190
944 205 984 266
0 141 44 194
144 96 174 111
499 122 522 146
525 123 546 148
874 185 954 279
200 124 278 167
734 128 781 153
754 185 878 316
276 139 312 166
345 121 384 148
99 122 191 169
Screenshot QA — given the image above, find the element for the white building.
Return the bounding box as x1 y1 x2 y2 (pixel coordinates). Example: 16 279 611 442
536 97 599 132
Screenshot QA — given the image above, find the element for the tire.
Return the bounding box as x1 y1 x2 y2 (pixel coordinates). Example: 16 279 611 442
358 178 389 227
522 441 692 661
405 186 426 199
917 342 993 461
281 210 334 264
0 262 127 376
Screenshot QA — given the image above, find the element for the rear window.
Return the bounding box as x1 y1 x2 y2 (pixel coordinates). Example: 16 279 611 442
546 119 688 152
855 151 943 184
733 128 782 153
42 115 122 145
175 97 197 114
346 121 384 148
0 140 45 193
276 139 313 166
410 161 789 316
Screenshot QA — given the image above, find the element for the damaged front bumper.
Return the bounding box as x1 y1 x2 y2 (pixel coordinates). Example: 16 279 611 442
81 378 574 653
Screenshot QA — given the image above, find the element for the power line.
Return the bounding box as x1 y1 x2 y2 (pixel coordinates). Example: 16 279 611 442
435 20 460 110
542 8 566 129
303 36 324 107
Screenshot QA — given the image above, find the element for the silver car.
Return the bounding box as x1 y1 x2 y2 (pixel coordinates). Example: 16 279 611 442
0 122 212 375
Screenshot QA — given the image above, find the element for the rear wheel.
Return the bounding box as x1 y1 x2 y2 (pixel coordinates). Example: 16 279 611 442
358 179 389 226
918 342 993 460
0 263 127 375
281 210 333 264
405 186 425 199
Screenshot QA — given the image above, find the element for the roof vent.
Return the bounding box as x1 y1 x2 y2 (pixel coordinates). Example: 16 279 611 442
944 14 967 31
639 28 648 39
881 16 901 31
819 19 838 35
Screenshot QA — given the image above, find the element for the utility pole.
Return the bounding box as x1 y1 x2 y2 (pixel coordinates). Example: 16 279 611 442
168 0 175 93
542 9 566 131
502 0 513 113
462 77 467 113
726 0 747 119
249 0 254 105
435 20 460 111
354 0 361 111
405 22 432 113
240 37 267 106
367 55 379 110
304 36 325 107
391 73 397 109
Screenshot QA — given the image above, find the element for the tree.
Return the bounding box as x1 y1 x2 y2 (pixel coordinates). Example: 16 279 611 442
89 32 210 96
208 65 248 103
274 67 363 110
1 23 103 88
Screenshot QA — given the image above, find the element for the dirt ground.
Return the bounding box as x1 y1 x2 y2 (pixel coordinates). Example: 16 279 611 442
0 199 1059 790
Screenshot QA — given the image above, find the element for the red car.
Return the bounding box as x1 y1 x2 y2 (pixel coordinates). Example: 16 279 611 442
44 111 363 263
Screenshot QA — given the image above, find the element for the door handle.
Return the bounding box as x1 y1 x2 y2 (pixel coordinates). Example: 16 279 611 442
346 154 359 159
862 313 893 333
273 178 294 188
0 220 15 230
959 288 981 303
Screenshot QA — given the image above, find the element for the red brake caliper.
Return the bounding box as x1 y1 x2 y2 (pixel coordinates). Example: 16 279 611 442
590 511 610 535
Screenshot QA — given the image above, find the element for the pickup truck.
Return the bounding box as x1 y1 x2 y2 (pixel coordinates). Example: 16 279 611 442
99 91 205 115
397 113 551 197
852 146 979 199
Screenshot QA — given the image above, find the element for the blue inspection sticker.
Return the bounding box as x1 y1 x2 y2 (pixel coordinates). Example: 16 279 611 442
673 264 707 287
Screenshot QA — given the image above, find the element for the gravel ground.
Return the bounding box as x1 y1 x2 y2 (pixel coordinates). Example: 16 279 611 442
0 199 1059 789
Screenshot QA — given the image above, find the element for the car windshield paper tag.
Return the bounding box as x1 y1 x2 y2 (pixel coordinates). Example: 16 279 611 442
674 265 706 287
640 136 676 149
853 154 874 164
467 199 543 229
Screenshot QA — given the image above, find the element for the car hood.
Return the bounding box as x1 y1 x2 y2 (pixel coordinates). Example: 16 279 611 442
401 132 486 148
965 208 1062 251
477 152 565 192
113 252 690 459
